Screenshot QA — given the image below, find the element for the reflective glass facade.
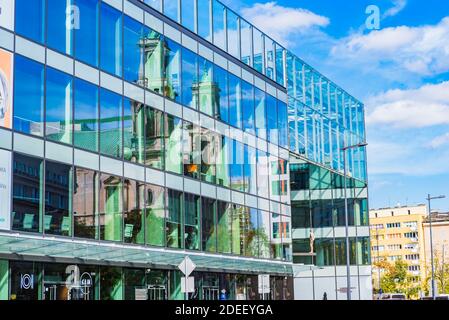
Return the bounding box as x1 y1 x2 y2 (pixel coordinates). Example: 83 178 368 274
0 0 367 300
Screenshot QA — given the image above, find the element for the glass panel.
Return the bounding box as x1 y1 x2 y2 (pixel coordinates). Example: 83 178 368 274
265 37 275 80
197 57 215 116
145 184 165 246
253 28 264 74
240 20 252 67
15 0 45 43
278 100 288 149
282 214 292 261
212 0 226 51
166 189 183 249
269 156 280 202
271 213 282 260
200 127 217 184
100 267 123 300
182 121 201 179
231 204 244 255
213 65 228 123
165 114 183 174
181 0 195 31
123 179 145 244
99 174 123 241
217 200 232 254
144 106 165 170
13 56 45 136
100 3 122 77
243 144 257 195
266 94 278 145
45 68 73 145
100 89 123 158
181 48 198 109
163 39 181 102
184 193 200 250
228 73 241 129
256 150 269 199
143 0 161 11
229 139 244 192
10 261 41 300
75 0 100 67
163 0 179 22
73 167 98 239
123 98 145 164
258 210 271 259
73 78 99 152
12 154 43 233
254 87 266 140
241 81 255 135
197 0 211 41
216 136 230 188
227 10 239 58
202 197 216 253
47 0 73 55
142 27 164 93
44 161 72 236
275 44 285 85
124 268 146 300
245 207 259 257
124 16 145 84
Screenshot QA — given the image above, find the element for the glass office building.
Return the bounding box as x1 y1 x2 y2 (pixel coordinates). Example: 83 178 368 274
0 0 368 300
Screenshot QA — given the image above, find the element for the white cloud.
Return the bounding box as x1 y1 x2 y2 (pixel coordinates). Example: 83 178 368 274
240 2 330 45
331 16 449 76
430 133 449 148
383 0 407 18
365 81 449 128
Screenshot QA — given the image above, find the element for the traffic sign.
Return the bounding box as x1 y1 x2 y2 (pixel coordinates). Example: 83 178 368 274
178 256 196 277
181 277 195 293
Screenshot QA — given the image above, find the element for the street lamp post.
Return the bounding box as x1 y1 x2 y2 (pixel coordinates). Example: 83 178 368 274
341 141 368 301
426 194 445 300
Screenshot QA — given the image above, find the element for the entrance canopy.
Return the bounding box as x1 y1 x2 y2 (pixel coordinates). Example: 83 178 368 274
0 231 293 276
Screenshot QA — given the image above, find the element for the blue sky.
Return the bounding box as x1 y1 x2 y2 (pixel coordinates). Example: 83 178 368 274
221 0 449 211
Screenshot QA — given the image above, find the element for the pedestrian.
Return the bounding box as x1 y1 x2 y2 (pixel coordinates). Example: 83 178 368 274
323 292 328 300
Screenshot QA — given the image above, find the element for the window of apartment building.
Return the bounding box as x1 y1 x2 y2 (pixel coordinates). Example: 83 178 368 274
386 222 401 228
198 56 215 116
372 245 385 252
387 244 402 251
242 81 256 135
47 0 73 55
227 9 240 59
182 121 201 179
181 0 196 32
388 255 401 262
165 114 183 174
166 189 183 249
123 15 146 85
181 47 199 109
164 39 181 102
403 221 418 228
15 0 45 43
200 127 218 184
266 94 279 145
278 101 289 149
145 184 166 247
197 0 211 41
259 210 272 259
257 149 270 199
14 56 45 136
386 233 401 239
244 144 258 195
229 139 245 192
240 19 252 67
254 88 267 140
212 0 226 51
408 265 420 272
404 244 418 250
228 73 242 129
253 28 264 74
216 136 230 188
404 232 419 238
213 65 229 123
232 204 245 256
405 254 419 260
244 207 259 258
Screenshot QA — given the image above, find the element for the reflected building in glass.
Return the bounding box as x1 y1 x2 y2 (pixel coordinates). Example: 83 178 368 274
0 0 369 300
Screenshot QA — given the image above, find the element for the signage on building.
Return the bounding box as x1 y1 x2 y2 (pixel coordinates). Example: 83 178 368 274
0 149 11 230
0 0 14 31
178 256 196 294
135 288 148 300
20 274 34 290
0 48 13 129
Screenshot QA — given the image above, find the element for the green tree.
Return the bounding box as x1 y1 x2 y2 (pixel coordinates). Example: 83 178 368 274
423 248 449 296
375 259 419 299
